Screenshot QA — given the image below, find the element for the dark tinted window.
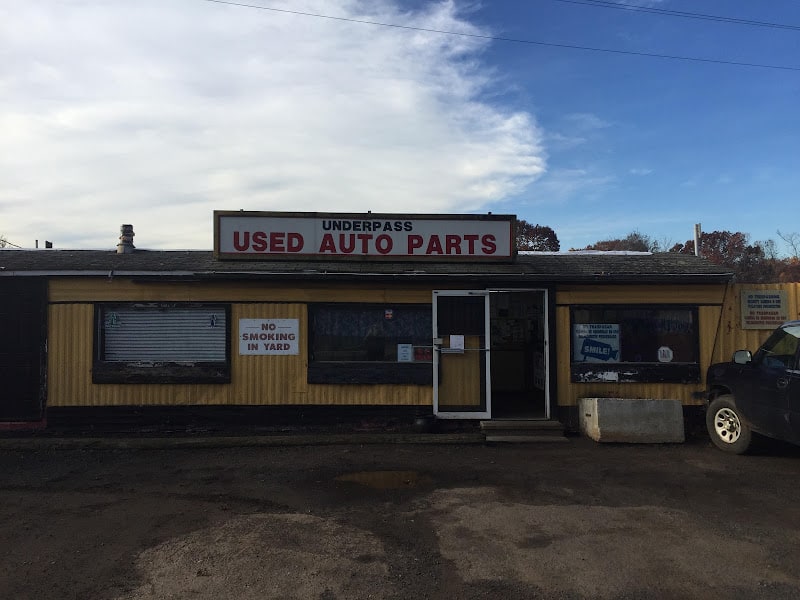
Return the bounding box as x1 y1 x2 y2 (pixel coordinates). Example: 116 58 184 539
307 303 433 385
755 325 800 370
572 307 699 363
310 304 432 363
570 305 700 383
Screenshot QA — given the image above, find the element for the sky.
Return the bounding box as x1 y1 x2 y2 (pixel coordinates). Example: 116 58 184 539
2 0 799 253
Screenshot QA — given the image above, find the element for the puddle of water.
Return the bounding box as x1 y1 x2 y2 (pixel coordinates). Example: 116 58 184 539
335 470 428 490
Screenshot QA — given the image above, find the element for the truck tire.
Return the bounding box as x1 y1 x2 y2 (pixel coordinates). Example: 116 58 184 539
706 395 752 454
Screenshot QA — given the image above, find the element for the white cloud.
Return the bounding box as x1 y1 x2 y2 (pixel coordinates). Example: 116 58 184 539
532 167 616 204
629 168 653 176
0 0 545 248
563 113 612 132
544 132 587 151
543 113 610 154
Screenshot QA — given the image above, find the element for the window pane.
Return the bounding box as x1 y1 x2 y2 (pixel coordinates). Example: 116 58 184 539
572 307 698 363
436 295 485 335
311 304 432 362
755 325 800 370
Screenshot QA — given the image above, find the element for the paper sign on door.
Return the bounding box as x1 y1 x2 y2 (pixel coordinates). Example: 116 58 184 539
449 335 465 353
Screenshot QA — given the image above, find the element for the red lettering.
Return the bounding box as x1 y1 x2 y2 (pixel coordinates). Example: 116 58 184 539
319 233 337 253
375 234 393 254
287 233 303 252
464 234 479 254
408 235 424 253
233 231 250 252
481 234 496 254
251 231 267 252
445 235 461 255
357 233 373 253
270 232 285 252
426 235 443 254
339 234 356 254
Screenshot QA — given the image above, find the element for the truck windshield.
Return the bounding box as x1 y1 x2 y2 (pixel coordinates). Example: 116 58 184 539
754 325 800 370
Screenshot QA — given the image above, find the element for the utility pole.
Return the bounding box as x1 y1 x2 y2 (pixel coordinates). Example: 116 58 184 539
693 224 701 257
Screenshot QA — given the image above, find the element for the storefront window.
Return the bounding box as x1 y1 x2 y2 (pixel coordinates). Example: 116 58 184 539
93 303 231 383
570 306 700 383
308 304 433 384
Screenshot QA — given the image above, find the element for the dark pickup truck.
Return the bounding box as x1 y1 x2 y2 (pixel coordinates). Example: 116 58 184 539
705 320 800 453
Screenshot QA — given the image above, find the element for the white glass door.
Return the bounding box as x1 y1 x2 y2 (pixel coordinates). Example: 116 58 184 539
433 290 491 419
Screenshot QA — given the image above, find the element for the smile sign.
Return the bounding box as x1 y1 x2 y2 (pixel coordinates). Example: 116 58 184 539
214 211 515 262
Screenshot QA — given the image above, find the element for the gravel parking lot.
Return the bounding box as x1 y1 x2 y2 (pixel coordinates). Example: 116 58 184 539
1 435 799 599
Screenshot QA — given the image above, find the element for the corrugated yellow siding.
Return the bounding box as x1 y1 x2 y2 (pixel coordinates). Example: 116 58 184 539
48 278 434 304
711 283 800 364
47 279 432 407
231 303 307 405
556 284 727 305
48 303 94 406
305 384 429 406
48 300 241 407
555 286 727 407
54 278 787 411
437 335 483 409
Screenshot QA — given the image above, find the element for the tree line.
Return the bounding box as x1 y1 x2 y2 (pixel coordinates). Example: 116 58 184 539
515 220 800 283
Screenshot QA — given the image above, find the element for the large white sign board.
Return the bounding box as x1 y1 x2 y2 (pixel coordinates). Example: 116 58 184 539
741 290 789 329
215 211 514 261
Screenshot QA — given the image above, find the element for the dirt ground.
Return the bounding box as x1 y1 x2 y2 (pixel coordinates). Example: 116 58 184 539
1 435 800 600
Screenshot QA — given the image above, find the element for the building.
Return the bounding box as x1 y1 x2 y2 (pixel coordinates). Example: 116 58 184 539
0 212 732 433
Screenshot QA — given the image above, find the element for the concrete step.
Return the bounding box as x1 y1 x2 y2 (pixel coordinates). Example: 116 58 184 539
484 434 570 443
480 419 563 431
480 420 567 443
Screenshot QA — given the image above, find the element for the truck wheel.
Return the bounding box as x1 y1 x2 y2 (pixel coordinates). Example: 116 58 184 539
706 395 752 454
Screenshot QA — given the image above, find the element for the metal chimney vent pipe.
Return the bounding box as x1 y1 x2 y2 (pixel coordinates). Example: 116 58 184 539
117 224 135 254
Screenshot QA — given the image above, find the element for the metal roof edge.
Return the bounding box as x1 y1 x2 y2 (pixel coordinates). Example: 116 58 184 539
0 271 198 277
0 269 732 284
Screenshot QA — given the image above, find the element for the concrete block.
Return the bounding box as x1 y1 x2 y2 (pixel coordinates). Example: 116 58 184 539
578 398 685 443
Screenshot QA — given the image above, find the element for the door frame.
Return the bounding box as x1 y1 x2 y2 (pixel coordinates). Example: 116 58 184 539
487 288 551 420
432 290 491 419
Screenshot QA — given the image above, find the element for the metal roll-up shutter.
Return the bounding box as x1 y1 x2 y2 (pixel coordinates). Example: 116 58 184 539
103 305 227 362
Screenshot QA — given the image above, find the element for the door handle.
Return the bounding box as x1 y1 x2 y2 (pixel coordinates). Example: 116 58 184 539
440 348 489 353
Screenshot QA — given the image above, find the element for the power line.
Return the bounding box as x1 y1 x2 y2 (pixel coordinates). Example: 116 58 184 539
550 0 800 32
199 0 800 72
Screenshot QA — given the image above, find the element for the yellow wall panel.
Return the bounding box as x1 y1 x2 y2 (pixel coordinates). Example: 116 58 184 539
304 384 429 406
436 335 483 409
48 304 94 407
57 278 796 412
556 301 722 408
231 303 308 405
712 283 800 364
47 296 430 408
556 284 726 306
49 278 434 304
